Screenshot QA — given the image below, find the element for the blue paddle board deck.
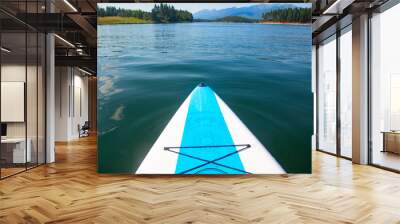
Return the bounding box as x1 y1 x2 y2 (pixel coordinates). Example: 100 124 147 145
136 83 285 174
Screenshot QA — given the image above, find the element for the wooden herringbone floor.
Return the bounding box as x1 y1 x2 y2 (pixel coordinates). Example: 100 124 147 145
1 136 400 224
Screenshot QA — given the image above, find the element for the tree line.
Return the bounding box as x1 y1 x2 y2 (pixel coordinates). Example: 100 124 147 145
97 4 193 23
262 8 311 23
98 5 310 24
216 16 254 23
151 4 193 23
98 7 151 20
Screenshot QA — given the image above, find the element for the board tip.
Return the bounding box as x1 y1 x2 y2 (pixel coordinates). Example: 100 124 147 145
198 82 207 87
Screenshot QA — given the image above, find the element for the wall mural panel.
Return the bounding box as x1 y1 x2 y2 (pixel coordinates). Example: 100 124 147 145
97 3 313 174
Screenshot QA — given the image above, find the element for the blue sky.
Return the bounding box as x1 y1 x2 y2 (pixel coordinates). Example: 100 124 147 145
97 3 310 14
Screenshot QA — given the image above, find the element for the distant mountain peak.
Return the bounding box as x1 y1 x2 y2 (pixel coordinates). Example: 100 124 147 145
193 4 302 20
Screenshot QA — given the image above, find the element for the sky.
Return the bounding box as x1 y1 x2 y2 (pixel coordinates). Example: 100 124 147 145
97 3 309 14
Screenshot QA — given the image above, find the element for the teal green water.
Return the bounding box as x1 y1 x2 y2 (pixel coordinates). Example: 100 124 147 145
97 23 312 173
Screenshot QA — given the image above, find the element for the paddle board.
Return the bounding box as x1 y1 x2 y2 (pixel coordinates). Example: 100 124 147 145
136 83 285 174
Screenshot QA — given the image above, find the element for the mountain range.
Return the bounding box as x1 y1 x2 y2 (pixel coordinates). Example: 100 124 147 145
193 4 308 20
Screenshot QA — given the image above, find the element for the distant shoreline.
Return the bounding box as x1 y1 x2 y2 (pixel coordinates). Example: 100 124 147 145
98 16 310 26
98 16 152 25
257 21 310 26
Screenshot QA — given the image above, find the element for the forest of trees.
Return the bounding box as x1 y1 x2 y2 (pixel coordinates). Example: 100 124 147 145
98 5 310 24
262 8 311 23
98 7 151 20
97 4 193 23
151 4 193 23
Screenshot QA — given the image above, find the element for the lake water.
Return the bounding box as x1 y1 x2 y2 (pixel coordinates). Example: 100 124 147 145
97 23 312 173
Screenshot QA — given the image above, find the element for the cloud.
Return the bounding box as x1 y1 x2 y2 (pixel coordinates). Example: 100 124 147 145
111 105 125 121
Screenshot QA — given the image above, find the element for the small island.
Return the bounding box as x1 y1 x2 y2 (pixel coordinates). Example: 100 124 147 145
98 4 311 25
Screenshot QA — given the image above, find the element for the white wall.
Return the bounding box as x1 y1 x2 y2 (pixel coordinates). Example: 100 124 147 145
72 72 89 138
1 65 26 139
0 65 38 138
55 67 89 141
1 63 46 164
55 66 70 141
